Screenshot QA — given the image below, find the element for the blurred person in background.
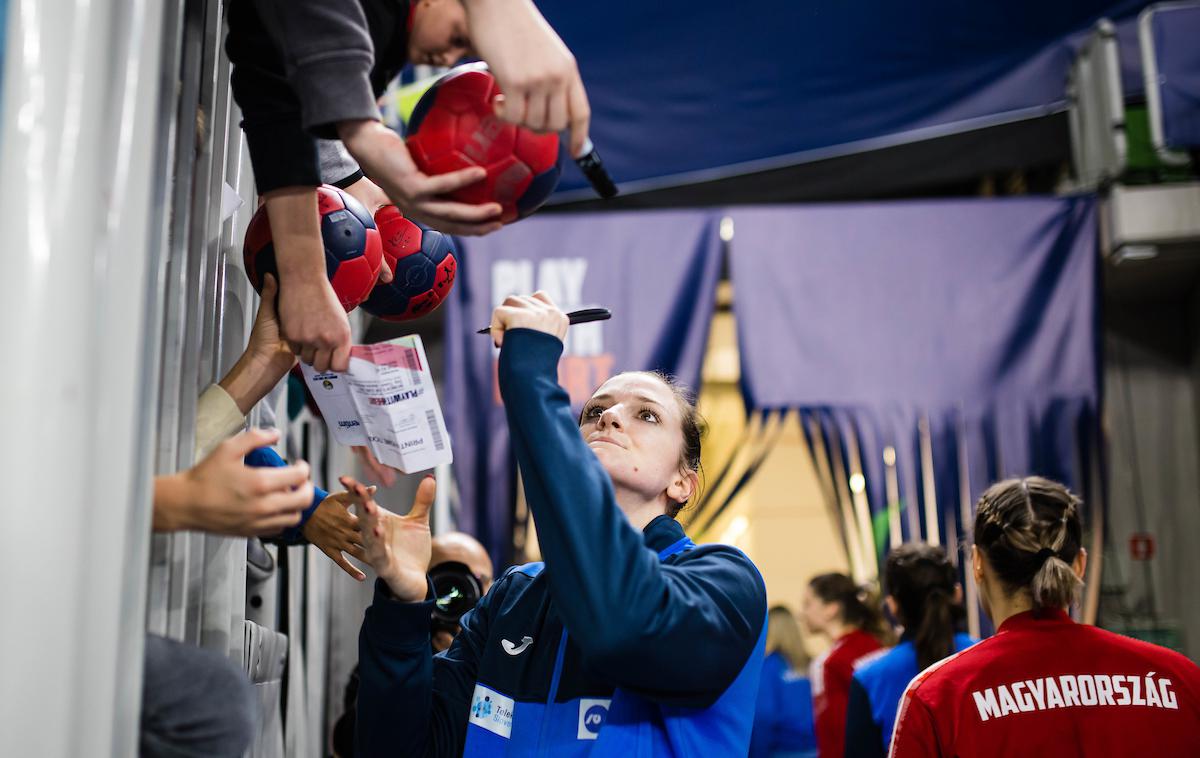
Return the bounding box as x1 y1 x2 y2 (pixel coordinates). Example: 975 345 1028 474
428 532 496 652
845 543 976 757
802 573 890 758
750 605 818 758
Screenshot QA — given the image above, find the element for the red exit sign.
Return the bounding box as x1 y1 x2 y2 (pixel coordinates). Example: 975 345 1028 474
1129 533 1155 561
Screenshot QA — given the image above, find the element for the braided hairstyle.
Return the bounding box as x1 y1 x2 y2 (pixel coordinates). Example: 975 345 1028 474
884 543 961 672
973 477 1084 610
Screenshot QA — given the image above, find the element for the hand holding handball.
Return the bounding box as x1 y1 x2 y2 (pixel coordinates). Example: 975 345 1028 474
405 63 562 225
361 206 458 322
243 185 383 311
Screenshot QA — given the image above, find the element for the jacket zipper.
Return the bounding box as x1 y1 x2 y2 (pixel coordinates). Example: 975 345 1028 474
535 626 570 755
528 538 690 755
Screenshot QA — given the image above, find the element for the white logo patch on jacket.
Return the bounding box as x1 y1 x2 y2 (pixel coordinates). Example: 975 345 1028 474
469 683 515 738
501 636 533 656
577 698 611 740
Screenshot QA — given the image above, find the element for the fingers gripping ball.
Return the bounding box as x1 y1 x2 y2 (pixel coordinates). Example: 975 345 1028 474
361 206 457 322
243 185 384 311
406 63 562 224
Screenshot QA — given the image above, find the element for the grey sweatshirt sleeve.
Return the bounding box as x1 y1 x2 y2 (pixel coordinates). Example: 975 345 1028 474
318 139 363 187
250 0 381 138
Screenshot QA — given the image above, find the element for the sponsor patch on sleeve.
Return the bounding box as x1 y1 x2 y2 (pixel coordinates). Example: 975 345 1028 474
468 683 515 739
577 698 611 740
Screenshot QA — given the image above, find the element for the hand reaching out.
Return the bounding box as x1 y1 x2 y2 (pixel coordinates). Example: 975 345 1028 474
337 120 502 237
465 0 591 157
243 273 293 367
219 273 297 415
343 474 435 601
154 428 312 536
303 487 374 581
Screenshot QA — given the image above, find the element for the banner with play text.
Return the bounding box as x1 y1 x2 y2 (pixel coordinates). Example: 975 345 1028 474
444 211 722 564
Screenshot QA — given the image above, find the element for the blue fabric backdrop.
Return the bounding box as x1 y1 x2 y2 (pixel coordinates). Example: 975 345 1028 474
443 211 722 563
1144 3 1200 149
729 197 1100 559
541 0 1149 198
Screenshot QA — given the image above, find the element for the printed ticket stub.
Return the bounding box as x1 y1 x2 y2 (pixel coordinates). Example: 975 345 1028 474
299 335 452 473
299 368 368 447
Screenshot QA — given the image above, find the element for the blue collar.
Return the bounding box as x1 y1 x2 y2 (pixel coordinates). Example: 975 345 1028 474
642 514 688 555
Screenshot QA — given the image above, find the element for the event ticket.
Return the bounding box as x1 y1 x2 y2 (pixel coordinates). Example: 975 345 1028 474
299 335 452 473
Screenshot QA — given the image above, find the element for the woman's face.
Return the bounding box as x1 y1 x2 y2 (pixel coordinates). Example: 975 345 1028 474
579 373 695 506
408 0 473 68
801 586 838 635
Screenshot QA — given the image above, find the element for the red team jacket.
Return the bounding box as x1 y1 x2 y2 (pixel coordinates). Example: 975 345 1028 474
889 609 1200 757
813 629 884 758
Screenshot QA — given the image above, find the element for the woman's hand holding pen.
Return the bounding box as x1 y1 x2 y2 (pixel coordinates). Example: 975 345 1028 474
488 291 569 348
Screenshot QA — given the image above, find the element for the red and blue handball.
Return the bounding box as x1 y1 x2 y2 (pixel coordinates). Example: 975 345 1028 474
405 64 562 225
243 185 383 312
361 205 457 322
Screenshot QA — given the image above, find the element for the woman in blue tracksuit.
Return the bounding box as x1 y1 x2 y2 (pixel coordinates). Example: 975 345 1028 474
750 606 818 758
844 542 976 757
345 292 768 756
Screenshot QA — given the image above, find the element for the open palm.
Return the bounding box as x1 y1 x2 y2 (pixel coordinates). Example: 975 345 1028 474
341 474 435 601
303 487 372 581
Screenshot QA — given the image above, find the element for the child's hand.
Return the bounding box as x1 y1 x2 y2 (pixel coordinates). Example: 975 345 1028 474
466 0 591 158
337 120 503 237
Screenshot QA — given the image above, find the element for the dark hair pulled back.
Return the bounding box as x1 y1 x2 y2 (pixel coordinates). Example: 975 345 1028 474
808 572 889 643
884 543 960 671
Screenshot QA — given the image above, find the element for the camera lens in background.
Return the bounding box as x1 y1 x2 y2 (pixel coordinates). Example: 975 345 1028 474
428 561 483 630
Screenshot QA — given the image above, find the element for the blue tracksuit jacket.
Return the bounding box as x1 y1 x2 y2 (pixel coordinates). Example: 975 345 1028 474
844 632 976 757
749 652 817 757
356 329 769 756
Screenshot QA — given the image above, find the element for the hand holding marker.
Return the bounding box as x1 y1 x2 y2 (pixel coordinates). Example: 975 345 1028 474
477 307 611 335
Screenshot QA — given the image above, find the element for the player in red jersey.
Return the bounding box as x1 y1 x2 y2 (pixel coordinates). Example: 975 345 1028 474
889 477 1200 757
803 573 891 758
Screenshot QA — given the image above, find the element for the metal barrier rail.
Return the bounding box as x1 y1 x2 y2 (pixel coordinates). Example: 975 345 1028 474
0 0 337 754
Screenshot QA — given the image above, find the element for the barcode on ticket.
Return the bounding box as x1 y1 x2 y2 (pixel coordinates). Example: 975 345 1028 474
393 346 422 371
426 409 445 451
394 346 422 386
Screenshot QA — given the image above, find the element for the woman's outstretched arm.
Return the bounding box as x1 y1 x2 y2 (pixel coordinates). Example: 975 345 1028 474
497 323 766 708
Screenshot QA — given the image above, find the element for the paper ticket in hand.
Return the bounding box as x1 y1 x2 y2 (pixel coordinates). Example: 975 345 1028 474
299 335 452 473
299 368 369 447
